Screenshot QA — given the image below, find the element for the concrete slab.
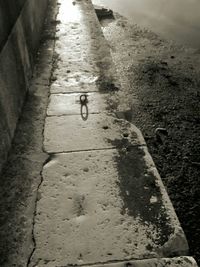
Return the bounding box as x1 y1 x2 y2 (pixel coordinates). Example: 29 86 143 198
53 60 98 79
51 72 98 89
30 148 187 266
55 2 112 63
53 70 99 83
50 82 99 94
44 114 146 153
47 92 108 116
53 0 118 93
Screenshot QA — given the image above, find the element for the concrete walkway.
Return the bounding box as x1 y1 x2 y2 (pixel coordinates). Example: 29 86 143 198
29 0 197 266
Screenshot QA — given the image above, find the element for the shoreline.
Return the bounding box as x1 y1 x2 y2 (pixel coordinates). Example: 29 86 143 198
99 12 200 264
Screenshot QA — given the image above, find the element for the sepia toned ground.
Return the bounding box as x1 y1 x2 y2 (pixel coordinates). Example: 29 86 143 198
0 0 199 267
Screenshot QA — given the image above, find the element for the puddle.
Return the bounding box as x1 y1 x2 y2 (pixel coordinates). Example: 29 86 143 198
92 0 200 48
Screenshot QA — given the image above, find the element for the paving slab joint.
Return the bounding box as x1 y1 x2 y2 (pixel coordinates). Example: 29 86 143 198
26 154 51 267
73 257 198 267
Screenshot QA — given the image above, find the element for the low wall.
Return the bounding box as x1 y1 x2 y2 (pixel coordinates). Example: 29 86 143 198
0 0 49 172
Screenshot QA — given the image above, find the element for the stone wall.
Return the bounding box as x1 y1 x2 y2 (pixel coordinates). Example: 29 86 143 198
0 0 49 172
0 0 26 51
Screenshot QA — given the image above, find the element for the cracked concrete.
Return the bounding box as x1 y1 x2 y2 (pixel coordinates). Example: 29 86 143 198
27 0 197 267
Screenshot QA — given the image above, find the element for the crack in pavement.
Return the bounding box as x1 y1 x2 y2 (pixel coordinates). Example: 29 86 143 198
43 144 146 156
27 1 60 265
27 155 51 267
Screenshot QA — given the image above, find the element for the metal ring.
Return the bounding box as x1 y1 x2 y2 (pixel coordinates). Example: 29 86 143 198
80 94 88 105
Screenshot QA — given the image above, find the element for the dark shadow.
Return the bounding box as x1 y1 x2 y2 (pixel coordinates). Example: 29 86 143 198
80 94 89 121
81 103 89 121
94 6 115 21
107 136 174 248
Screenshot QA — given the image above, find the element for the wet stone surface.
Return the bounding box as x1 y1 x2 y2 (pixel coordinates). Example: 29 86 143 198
52 0 118 95
50 82 99 94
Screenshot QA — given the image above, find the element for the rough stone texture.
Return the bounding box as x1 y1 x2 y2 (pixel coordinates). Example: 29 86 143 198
31 147 187 266
0 0 48 173
50 82 100 94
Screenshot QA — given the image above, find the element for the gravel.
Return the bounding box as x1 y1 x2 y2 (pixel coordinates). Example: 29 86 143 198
100 13 200 264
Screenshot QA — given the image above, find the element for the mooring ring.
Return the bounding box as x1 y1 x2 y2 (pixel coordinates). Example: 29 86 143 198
80 94 88 105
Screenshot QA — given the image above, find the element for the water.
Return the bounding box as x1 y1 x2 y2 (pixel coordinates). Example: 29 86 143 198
92 0 200 48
